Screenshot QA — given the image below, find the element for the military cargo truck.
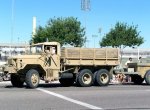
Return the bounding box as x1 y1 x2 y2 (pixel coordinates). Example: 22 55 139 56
3 42 119 88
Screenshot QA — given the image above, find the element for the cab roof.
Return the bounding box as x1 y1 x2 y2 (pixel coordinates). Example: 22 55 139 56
32 42 60 46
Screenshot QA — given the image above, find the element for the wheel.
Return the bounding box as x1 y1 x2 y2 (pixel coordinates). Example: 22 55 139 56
25 69 40 88
94 69 110 86
59 78 74 87
11 74 24 87
145 70 150 85
131 75 144 85
76 69 93 87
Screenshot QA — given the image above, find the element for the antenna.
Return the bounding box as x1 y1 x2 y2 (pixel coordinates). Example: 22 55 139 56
81 0 91 47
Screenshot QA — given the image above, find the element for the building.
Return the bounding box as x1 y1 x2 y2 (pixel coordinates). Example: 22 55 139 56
0 43 28 62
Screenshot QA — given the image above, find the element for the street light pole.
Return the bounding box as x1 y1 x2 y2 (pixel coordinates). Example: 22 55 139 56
81 0 91 47
10 0 15 56
98 27 102 41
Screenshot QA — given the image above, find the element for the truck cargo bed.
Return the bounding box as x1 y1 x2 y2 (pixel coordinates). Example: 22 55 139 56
61 47 119 66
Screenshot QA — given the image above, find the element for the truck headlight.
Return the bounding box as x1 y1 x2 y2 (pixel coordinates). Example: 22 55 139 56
8 59 17 66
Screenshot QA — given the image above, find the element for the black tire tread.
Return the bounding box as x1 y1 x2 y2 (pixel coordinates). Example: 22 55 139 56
25 69 39 88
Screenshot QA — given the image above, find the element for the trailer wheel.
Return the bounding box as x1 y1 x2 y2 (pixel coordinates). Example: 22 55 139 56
94 69 110 86
25 69 40 88
131 75 144 85
145 70 150 85
59 78 74 87
11 74 24 87
76 69 93 87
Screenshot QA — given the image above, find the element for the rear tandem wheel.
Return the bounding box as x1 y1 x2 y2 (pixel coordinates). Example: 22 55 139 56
94 69 110 86
76 69 93 87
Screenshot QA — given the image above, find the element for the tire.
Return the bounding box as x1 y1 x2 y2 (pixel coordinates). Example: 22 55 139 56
131 75 144 85
76 69 93 87
145 70 150 85
94 69 110 86
11 74 24 87
25 69 40 88
59 78 74 87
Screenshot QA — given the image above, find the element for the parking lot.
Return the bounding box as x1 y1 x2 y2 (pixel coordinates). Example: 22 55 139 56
0 81 150 110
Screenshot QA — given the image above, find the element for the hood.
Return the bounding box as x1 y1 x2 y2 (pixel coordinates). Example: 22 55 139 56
8 54 41 59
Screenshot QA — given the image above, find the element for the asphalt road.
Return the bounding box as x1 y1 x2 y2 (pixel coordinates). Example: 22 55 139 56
0 82 150 110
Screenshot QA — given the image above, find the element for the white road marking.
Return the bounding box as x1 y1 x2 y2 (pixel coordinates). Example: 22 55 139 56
37 88 102 110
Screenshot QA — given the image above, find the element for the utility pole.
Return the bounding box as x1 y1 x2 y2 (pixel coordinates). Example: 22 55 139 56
81 0 91 47
32 16 36 38
32 16 36 44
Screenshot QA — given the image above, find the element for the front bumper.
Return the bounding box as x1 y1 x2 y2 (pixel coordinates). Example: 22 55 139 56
3 65 17 74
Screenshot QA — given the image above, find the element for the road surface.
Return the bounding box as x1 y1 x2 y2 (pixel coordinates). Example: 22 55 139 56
0 81 150 110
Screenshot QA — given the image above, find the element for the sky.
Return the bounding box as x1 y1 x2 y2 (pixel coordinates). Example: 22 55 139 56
0 0 150 48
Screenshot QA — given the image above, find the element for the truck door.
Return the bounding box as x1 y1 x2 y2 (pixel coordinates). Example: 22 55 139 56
44 45 60 81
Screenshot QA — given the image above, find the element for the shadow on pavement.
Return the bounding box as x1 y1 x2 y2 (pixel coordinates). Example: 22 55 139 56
4 81 149 89
4 82 78 89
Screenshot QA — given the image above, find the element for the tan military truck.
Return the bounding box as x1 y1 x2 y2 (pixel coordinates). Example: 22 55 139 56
3 42 119 88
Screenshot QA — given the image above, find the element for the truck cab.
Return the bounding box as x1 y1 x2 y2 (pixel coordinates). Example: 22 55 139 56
3 42 61 88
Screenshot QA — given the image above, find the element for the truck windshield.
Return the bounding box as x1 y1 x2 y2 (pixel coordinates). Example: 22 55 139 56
26 45 43 54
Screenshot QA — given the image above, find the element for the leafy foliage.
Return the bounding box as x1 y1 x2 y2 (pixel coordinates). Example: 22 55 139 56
100 22 144 48
32 17 85 47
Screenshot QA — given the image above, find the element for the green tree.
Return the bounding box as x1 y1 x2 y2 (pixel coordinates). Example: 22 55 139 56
100 22 144 48
32 17 85 47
